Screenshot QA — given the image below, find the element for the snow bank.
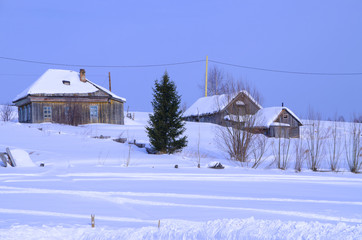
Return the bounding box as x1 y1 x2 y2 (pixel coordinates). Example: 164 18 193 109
0 218 360 240
10 149 36 167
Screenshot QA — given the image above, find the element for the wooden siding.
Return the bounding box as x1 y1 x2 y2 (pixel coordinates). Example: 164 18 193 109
225 93 261 116
269 109 301 138
28 101 124 125
15 93 124 125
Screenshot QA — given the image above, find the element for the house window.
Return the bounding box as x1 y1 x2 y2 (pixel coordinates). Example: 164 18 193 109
90 105 98 121
283 114 288 119
62 80 70 85
65 106 70 117
43 106 52 121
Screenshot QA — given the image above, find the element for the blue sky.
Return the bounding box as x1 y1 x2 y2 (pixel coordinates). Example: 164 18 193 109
0 0 361 119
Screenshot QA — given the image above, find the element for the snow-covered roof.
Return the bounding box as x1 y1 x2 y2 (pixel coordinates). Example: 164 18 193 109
254 107 301 127
184 90 261 117
13 69 126 102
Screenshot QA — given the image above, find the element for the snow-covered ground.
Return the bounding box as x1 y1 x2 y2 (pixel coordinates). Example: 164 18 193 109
0 112 361 239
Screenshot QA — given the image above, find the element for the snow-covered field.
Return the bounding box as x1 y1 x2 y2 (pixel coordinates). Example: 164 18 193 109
0 112 361 239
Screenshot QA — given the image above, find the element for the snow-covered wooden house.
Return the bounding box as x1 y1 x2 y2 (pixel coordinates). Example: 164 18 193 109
183 90 262 125
13 69 126 125
253 107 303 138
184 91 302 138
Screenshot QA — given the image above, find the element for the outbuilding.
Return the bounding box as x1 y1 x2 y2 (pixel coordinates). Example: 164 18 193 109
183 90 262 125
253 107 303 138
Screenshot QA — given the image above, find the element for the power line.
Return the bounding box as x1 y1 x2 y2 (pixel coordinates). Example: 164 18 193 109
0 56 205 68
209 60 362 76
1 56 362 76
0 73 106 77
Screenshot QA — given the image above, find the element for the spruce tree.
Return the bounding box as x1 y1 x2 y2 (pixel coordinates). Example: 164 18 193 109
146 72 187 154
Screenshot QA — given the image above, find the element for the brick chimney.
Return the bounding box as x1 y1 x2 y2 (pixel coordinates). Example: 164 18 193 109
80 69 86 82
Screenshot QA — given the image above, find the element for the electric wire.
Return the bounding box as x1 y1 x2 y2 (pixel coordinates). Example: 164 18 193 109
0 56 205 68
1 56 362 76
208 60 362 76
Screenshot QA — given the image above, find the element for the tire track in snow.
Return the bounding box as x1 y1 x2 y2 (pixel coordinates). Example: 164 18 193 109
1 186 361 206
0 186 361 224
54 172 362 186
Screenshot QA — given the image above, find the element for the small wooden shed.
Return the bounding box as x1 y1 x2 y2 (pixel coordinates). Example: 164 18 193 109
13 69 126 125
183 91 262 125
253 107 303 138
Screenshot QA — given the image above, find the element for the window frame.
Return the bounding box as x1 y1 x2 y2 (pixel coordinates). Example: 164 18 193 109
43 106 52 121
90 105 98 122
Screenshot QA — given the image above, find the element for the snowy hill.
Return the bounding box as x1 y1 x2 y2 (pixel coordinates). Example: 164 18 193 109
0 112 361 239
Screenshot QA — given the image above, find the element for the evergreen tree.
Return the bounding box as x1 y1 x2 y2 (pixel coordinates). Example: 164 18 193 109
146 72 187 153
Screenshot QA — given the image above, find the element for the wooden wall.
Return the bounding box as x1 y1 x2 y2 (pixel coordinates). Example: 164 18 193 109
18 100 124 125
271 109 301 138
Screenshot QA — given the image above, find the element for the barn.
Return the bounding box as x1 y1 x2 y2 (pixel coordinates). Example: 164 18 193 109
183 90 262 125
13 69 126 125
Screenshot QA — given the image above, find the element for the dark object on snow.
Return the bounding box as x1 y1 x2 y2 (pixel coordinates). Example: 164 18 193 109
6 148 16 167
146 147 159 154
113 137 127 143
0 153 9 167
92 135 111 139
208 162 224 169
135 143 145 148
40 162 45 167
129 139 146 148
174 164 178 168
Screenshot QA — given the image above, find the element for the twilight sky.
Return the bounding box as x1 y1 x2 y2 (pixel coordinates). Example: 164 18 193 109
0 0 361 120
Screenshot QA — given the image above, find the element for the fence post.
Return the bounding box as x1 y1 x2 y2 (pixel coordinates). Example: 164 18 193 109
91 214 95 228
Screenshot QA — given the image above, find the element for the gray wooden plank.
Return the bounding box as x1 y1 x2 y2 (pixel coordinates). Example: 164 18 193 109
6 148 16 167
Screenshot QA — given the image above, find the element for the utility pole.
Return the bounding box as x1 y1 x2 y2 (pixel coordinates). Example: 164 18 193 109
205 56 208 97
108 72 112 92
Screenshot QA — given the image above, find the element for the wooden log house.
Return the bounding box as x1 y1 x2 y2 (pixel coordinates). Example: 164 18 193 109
13 69 126 125
183 90 262 125
184 91 302 138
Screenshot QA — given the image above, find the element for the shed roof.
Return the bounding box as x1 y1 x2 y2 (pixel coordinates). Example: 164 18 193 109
184 90 261 117
13 69 126 102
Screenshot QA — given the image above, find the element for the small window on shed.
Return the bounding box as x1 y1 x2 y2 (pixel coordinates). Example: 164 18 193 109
235 100 245 106
62 80 70 85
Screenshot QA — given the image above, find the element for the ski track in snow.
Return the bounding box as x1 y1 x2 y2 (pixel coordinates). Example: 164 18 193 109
4 172 362 185
0 185 361 224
